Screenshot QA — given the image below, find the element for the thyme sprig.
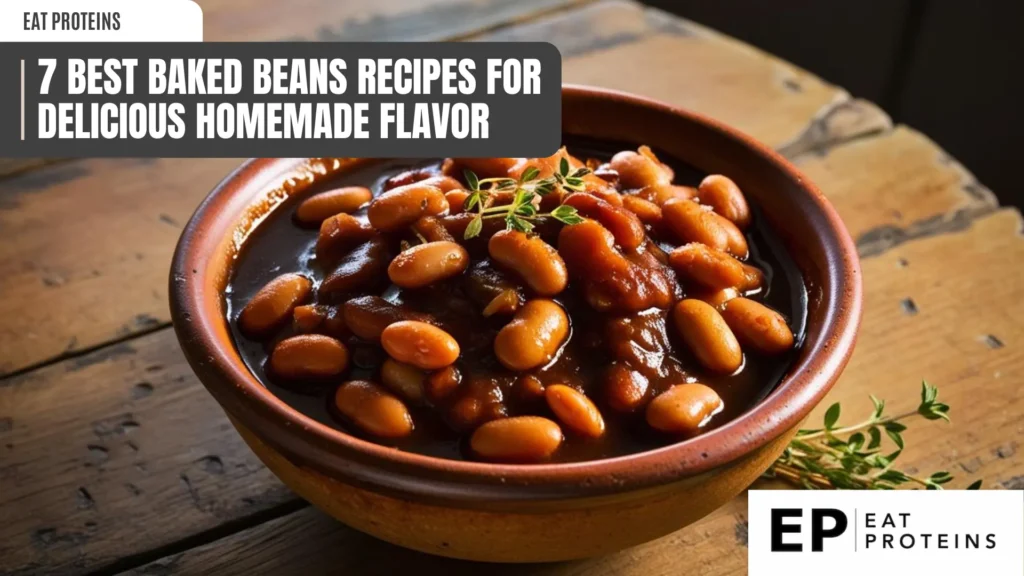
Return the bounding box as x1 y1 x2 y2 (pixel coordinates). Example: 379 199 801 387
766 382 982 490
462 158 587 239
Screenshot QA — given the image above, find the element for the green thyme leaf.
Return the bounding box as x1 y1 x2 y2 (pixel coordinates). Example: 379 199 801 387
534 179 557 196
765 383 979 490
464 192 481 212
823 402 841 430
463 169 479 191
496 178 517 191
463 216 483 240
559 157 570 177
870 395 885 419
551 205 585 225
521 166 540 182
867 426 882 449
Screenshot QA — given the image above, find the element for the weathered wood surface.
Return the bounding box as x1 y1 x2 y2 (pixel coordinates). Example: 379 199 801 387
1 1 1021 575
122 499 751 576
0 0 888 378
0 330 293 576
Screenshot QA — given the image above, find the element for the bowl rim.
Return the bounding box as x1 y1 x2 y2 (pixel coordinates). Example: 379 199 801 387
170 84 862 504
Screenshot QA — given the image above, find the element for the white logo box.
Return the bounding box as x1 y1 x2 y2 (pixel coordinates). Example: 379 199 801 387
749 490 1024 576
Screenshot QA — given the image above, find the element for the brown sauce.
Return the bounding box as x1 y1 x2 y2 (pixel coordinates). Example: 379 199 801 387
226 138 807 462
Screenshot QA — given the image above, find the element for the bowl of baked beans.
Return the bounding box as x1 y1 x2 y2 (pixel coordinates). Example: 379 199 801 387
170 85 861 562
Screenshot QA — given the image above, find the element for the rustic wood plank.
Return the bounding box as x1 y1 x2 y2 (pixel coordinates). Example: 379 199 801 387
198 0 582 42
484 0 890 151
3 154 1020 575
0 329 293 576
0 0 891 377
121 499 749 576
118 208 1024 576
809 208 1024 491
795 126 998 247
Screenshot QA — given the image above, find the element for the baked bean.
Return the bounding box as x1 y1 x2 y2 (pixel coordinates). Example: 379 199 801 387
559 219 675 312
638 145 674 181
367 182 448 232
610 150 672 189
238 273 312 338
662 199 749 258
488 230 568 296
545 384 605 438
721 297 795 355
592 164 620 187
292 304 326 333
604 362 650 412
320 237 392 294
563 193 645 251
316 213 375 263
454 157 520 178
693 287 740 309
424 365 462 403
379 358 426 404
513 374 546 403
589 186 625 207
388 241 470 289
646 383 723 434
444 190 470 214
381 320 460 370
494 299 569 371
621 195 663 226
412 215 456 243
698 175 750 228
672 299 743 373
420 175 464 193
668 243 763 291
470 416 563 463
635 184 697 206
342 296 434 342
384 167 435 190
482 288 522 317
334 380 413 438
295 186 372 226
270 334 349 380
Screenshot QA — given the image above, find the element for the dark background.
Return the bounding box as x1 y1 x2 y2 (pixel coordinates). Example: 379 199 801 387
645 0 1021 209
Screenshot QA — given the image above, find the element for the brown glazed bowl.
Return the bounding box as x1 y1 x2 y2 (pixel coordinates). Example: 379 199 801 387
170 85 862 562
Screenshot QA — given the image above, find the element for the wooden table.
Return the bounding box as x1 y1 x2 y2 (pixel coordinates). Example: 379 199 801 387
1 1 1021 574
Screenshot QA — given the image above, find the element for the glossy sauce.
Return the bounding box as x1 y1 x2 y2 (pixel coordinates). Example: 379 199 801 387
226 140 807 462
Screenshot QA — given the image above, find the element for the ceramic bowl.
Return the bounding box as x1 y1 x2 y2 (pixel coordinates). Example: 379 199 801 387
170 85 862 562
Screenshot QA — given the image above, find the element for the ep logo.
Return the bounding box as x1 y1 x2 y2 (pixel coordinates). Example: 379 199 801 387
771 508 848 552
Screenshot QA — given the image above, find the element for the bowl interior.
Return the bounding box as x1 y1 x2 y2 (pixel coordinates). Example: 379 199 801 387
170 86 861 504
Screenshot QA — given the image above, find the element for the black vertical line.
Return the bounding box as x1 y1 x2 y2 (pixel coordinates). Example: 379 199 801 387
881 0 929 121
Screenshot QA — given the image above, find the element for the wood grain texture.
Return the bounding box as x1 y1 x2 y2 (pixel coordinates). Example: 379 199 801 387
122 498 749 576
118 209 1024 576
2 142 1018 575
198 0 581 42
808 208 1024 490
795 126 998 247
484 1 890 150
0 0 891 377
0 329 292 576
2 1 1022 574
